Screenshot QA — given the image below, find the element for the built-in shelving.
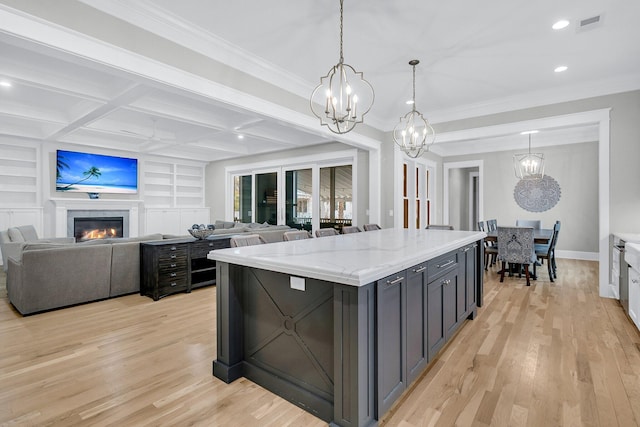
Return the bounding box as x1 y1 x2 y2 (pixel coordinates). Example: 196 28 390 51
0 143 39 206
142 160 205 207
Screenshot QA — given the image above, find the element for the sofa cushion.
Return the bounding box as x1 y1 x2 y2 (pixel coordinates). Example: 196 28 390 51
215 220 236 229
16 225 39 242
8 227 25 243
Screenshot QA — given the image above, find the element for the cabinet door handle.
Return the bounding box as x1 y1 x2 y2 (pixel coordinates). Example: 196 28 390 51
170 263 177 268
170 272 177 277
437 260 455 269
208 243 214 247
442 279 451 286
386 276 404 285
413 266 426 273
170 254 177 259
170 246 177 251
170 282 177 287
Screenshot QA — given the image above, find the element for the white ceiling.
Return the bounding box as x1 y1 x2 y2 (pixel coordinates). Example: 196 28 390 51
1 0 639 161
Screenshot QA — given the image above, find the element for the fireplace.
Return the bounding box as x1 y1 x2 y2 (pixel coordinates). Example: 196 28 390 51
66 209 130 240
74 216 124 241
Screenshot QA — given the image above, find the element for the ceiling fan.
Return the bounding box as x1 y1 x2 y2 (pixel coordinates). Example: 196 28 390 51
120 118 175 143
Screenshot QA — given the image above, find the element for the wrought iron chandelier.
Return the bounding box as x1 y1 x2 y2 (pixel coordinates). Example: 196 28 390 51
310 0 374 134
514 130 545 180
392 60 435 158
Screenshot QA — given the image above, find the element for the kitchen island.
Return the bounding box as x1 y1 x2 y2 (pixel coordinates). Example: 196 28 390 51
208 228 485 426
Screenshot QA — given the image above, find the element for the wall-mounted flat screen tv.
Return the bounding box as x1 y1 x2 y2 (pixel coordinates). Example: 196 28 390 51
56 149 138 194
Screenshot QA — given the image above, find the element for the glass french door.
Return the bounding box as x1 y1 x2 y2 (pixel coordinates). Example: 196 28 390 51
256 172 278 224
233 175 252 223
285 168 312 231
231 163 353 232
320 165 353 230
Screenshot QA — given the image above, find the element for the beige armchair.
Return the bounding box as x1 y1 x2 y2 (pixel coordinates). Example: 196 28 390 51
0 225 75 272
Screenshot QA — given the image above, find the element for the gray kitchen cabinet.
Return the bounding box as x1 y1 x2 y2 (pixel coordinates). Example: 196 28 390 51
375 244 480 418
461 243 478 316
376 270 407 416
405 262 429 384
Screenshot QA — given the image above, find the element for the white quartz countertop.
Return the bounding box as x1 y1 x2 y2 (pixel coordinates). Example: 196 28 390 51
625 242 640 269
614 233 640 244
208 228 486 287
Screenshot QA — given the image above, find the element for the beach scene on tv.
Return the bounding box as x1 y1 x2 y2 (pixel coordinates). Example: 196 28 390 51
56 149 138 194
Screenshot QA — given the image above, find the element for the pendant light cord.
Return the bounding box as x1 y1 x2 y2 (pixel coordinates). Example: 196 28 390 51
338 0 344 65
412 63 417 112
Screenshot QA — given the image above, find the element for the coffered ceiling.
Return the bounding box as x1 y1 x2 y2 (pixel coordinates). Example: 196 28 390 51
0 0 639 161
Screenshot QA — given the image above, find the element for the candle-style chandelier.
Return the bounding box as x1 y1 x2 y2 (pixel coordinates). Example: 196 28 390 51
310 0 374 134
514 130 545 180
392 60 435 158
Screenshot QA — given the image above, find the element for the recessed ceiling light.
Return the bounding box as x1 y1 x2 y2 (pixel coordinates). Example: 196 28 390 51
520 130 539 135
554 65 568 73
552 19 570 30
0 80 12 88
237 134 244 140
405 100 414 105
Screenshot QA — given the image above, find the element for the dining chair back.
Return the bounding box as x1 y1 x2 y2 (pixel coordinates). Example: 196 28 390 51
487 219 498 232
230 234 265 247
426 224 454 230
534 221 561 281
363 223 381 231
283 230 311 241
516 219 542 229
477 221 485 232
341 225 361 234
315 228 339 237
497 226 536 286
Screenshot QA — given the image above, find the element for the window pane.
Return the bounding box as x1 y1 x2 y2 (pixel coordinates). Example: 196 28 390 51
234 175 252 223
286 169 312 231
256 172 278 224
320 165 352 229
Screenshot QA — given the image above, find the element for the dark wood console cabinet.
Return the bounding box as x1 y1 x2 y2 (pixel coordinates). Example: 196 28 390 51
140 236 231 300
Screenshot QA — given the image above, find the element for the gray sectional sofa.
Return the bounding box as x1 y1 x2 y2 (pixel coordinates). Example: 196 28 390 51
4 221 295 316
197 220 294 243
6 234 163 315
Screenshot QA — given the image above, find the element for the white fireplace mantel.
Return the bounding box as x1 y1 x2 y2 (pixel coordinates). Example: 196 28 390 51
49 198 142 238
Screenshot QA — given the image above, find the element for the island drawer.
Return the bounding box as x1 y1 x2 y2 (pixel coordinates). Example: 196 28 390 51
427 250 458 282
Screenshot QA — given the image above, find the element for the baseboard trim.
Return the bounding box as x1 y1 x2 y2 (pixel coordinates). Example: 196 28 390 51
556 250 599 261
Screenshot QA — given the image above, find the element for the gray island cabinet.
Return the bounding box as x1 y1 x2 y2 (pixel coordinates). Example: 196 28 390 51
208 228 485 426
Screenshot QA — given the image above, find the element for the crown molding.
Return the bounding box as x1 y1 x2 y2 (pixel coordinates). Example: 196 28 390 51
429 109 608 157
424 73 640 126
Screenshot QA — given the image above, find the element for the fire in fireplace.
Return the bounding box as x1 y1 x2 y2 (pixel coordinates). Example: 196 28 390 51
74 217 124 241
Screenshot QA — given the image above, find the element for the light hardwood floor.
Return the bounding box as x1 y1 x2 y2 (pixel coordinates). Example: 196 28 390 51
0 260 638 426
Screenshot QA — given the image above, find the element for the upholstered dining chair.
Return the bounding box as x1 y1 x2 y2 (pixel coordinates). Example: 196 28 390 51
497 226 537 286
426 224 454 230
486 219 498 232
516 219 542 229
341 225 361 234
315 228 339 238
363 223 381 231
230 234 265 247
283 230 311 241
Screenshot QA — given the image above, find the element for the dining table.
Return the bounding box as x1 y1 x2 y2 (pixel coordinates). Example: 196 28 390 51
484 228 554 245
